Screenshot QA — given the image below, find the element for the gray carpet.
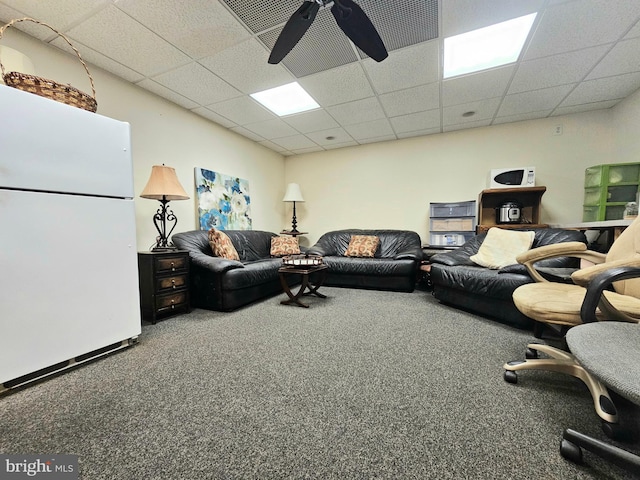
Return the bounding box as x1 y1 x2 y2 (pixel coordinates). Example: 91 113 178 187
1 288 639 479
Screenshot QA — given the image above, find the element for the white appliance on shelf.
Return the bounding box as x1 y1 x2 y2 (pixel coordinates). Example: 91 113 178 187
0 85 141 391
488 167 536 188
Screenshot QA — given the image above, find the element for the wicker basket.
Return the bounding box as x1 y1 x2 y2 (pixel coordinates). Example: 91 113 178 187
0 17 97 112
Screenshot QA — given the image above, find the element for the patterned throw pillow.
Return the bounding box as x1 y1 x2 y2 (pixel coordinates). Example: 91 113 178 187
270 236 301 256
344 235 380 257
208 228 240 261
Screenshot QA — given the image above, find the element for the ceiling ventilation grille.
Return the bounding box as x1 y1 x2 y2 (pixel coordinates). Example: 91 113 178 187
224 0 439 76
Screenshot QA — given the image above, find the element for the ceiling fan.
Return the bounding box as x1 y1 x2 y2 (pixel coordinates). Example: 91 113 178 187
268 0 388 64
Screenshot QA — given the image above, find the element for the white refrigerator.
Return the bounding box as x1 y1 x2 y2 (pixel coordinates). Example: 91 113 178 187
0 85 141 390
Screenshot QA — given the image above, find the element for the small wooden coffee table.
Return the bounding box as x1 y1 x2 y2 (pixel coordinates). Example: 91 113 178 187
278 264 328 308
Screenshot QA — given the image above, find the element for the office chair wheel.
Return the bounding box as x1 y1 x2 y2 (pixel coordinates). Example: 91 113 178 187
560 438 583 464
525 347 539 359
602 421 628 441
503 370 518 384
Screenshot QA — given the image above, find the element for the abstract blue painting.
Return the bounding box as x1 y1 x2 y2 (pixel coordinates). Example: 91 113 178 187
195 167 252 230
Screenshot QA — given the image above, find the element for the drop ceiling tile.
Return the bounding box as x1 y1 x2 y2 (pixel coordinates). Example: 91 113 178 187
136 79 199 109
524 0 640 60
298 63 374 108
493 110 553 124
442 66 515 106
444 119 492 132
282 109 339 134
258 140 289 153
442 0 544 37
361 41 440 94
509 46 610 94
378 83 440 117
344 119 395 141
390 109 441 134
305 127 354 146
560 72 640 107
443 98 502 126
498 84 574 117
243 118 299 139
65 5 191 77
552 100 618 116
271 135 318 151
199 38 294 94
115 0 251 59
324 141 359 150
152 62 241 105
0 0 111 33
587 37 640 80
230 126 265 142
625 19 640 39
50 37 145 83
191 107 238 128
358 135 397 145
291 146 325 155
397 128 441 139
207 96 274 125
326 97 386 126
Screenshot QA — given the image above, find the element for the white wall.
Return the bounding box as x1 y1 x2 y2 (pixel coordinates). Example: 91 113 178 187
285 109 618 245
2 29 286 251
612 88 640 164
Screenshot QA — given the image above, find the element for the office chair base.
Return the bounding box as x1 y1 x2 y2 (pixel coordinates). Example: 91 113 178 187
504 343 619 426
561 428 640 473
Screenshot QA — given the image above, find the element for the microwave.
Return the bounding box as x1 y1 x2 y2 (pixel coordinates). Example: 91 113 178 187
489 167 535 189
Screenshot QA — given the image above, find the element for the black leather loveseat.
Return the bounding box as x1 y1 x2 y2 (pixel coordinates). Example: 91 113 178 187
429 228 587 329
172 229 299 311
306 229 423 292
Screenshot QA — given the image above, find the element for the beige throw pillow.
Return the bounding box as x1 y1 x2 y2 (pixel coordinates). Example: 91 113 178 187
470 228 535 269
208 228 240 261
344 235 380 257
270 236 301 256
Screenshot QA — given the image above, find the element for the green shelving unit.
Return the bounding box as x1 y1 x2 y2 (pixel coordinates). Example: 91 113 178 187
583 162 640 221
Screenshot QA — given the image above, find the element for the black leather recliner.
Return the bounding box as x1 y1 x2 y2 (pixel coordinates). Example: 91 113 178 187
429 228 588 329
306 229 423 292
172 229 299 311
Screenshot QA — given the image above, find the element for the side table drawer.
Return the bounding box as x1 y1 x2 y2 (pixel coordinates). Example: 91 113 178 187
155 291 189 316
156 274 188 293
155 255 188 273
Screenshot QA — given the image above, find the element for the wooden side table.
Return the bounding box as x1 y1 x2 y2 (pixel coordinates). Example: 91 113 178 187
138 250 190 323
278 264 328 308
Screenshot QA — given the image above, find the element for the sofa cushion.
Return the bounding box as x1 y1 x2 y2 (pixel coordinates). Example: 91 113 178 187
470 227 534 269
208 228 240 261
344 235 380 257
270 236 300 256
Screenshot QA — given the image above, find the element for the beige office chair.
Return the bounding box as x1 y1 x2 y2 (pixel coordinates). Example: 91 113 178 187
503 215 640 436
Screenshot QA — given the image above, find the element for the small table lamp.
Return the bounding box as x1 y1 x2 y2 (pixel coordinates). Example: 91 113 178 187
283 183 305 233
140 165 190 250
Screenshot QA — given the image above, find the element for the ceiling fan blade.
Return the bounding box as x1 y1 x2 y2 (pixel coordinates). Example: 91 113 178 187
331 0 388 62
268 1 320 64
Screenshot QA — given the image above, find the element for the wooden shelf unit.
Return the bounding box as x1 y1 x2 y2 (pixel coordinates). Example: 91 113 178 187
477 186 547 233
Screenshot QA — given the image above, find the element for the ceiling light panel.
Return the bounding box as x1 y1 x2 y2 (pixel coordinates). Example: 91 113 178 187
251 82 320 116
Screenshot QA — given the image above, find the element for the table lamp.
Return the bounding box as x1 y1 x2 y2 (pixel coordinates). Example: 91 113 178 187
283 183 305 233
140 165 190 250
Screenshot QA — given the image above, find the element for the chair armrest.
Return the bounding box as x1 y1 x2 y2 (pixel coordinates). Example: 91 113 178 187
188 251 244 273
580 266 640 323
306 245 329 257
429 250 476 267
394 246 423 261
516 242 606 283
571 256 640 287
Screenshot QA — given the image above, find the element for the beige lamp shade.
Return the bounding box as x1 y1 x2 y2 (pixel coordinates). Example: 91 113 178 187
140 165 190 201
283 183 304 202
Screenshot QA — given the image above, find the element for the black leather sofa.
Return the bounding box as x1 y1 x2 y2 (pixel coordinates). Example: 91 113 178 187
429 228 588 329
172 229 298 311
306 229 423 292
